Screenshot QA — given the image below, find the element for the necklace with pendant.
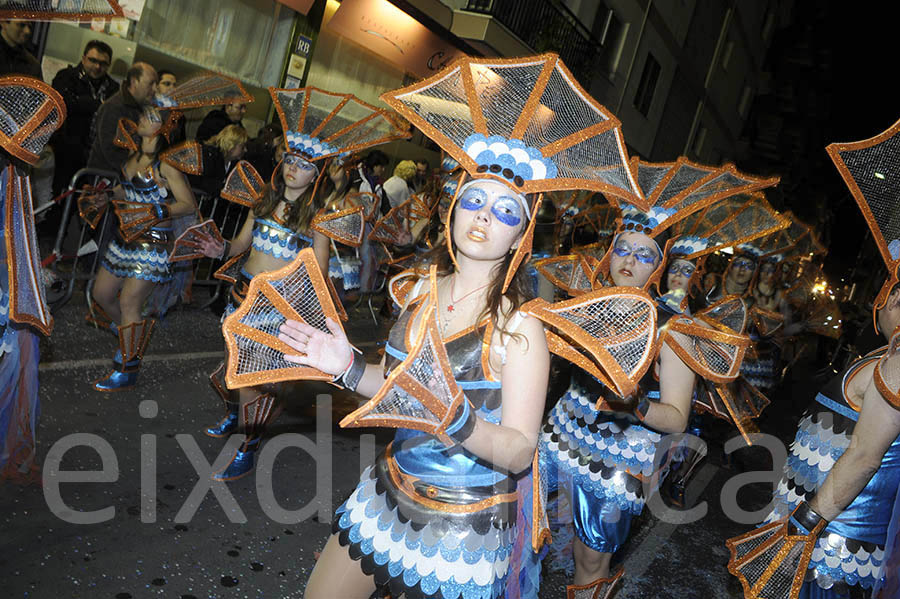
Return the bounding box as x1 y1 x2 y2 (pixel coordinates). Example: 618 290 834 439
442 276 489 333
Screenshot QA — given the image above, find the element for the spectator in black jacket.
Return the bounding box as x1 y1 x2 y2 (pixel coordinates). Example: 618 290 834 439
50 40 119 193
86 62 157 172
196 98 247 142
0 18 41 78
243 121 282 183
189 124 248 199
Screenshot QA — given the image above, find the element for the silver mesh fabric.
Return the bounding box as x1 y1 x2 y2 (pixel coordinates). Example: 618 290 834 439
170 220 220 262
230 260 329 379
313 207 364 247
667 317 739 377
0 0 122 20
221 161 265 207
831 128 900 264
357 324 452 427
550 294 654 379
697 297 748 334
0 80 65 164
673 193 786 259
166 74 250 110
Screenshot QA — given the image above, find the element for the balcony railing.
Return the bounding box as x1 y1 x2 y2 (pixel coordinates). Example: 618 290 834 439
464 0 606 86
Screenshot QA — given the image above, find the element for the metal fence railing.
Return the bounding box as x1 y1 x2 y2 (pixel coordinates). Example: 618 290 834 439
47 168 249 313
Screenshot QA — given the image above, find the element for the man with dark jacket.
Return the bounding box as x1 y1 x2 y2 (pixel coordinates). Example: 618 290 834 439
0 18 41 78
196 99 247 142
51 40 119 192
86 62 157 173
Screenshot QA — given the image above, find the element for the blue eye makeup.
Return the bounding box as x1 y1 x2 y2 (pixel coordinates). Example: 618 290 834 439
613 240 658 265
458 188 487 212
491 197 522 227
668 262 696 277
284 154 317 170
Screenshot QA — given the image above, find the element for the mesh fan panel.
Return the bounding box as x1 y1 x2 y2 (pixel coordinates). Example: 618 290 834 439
231 262 328 378
735 378 770 418
837 137 900 252
655 164 712 205
222 161 264 205
478 64 544 140
678 170 749 208
0 0 121 18
757 543 806 598
304 90 345 131
357 325 454 426
552 297 652 377
699 299 747 333
731 528 774 562
537 258 576 288
570 261 594 292
736 537 783 586
396 67 475 148
668 328 737 377
171 221 220 261
21 107 61 157
315 210 364 246
6 173 51 332
636 163 672 198
316 100 370 142
167 75 249 109
272 89 307 131
806 297 842 339
336 113 399 150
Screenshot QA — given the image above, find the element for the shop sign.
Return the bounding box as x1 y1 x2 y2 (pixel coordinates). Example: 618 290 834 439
327 0 465 78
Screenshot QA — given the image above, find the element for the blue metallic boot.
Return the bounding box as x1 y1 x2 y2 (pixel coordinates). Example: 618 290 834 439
94 320 155 392
212 393 276 482
206 404 239 438
212 437 261 482
205 362 239 437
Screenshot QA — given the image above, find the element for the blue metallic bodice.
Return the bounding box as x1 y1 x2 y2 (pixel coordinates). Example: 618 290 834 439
384 294 508 490
810 350 900 543
120 162 171 235
251 217 312 261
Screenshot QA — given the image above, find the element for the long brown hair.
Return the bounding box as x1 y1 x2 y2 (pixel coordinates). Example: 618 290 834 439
414 211 534 340
253 171 321 234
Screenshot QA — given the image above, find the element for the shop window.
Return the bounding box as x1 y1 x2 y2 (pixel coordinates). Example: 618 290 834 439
692 125 708 156
134 0 294 88
595 9 627 77
633 53 660 117
721 40 734 71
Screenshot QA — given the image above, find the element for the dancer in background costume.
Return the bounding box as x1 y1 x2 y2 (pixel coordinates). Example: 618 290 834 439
0 76 66 482
727 115 900 599
277 53 642 599
538 157 780 597
86 74 252 391
198 86 409 481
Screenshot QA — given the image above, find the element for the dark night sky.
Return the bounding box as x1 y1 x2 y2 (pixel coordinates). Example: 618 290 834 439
768 2 896 281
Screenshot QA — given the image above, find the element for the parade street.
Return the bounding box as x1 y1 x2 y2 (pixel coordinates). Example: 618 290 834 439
1 293 797 599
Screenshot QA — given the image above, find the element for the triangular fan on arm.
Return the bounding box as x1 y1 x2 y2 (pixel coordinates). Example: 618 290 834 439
660 315 750 384
522 286 657 401
111 200 157 243
368 201 409 245
222 248 347 388
160 140 203 175
749 305 784 337
533 254 595 296
169 219 224 263
339 268 468 446
221 160 266 207
311 205 365 247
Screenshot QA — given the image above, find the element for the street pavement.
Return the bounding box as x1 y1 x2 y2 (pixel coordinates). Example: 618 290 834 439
1 283 816 598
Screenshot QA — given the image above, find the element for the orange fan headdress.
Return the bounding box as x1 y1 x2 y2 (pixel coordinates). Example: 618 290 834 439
381 53 644 292
595 158 780 293
826 117 900 331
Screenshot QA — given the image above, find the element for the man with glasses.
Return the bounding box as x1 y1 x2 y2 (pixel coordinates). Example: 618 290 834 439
196 97 248 143
50 40 119 196
0 18 40 78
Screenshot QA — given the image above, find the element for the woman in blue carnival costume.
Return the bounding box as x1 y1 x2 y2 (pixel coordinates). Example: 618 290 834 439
540 157 781 596
88 75 252 392
277 53 643 599
0 76 66 483
88 105 200 392
727 116 900 599
198 86 409 481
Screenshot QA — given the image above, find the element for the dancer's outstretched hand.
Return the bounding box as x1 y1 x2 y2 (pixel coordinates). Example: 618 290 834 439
279 317 352 375
198 235 226 259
